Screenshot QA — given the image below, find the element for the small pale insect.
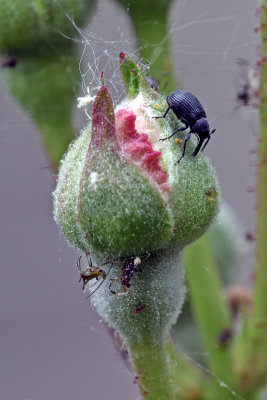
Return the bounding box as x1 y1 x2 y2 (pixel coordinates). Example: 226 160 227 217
205 187 217 202
77 256 110 291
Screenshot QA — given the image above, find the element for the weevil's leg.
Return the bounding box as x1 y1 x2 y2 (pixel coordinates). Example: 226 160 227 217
199 129 215 153
175 131 191 164
160 125 188 141
153 106 171 119
192 136 206 157
200 136 211 153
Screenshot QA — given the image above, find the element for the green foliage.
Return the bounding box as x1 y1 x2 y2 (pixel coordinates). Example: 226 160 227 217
0 0 96 168
115 0 176 92
2 53 79 166
0 0 96 53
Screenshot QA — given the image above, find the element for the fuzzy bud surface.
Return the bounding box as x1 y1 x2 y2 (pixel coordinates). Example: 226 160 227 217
54 56 219 258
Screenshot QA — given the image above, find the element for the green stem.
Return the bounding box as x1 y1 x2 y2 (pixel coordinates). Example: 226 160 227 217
251 0 267 373
184 236 233 390
165 338 204 399
1 51 79 169
90 249 185 400
233 2 267 390
129 338 177 400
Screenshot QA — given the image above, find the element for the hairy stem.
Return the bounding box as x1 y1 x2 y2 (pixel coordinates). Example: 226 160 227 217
184 235 233 392
129 338 177 400
90 249 185 400
233 2 267 390
251 0 267 372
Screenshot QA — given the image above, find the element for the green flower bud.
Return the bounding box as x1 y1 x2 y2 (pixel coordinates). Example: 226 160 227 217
53 56 221 399
54 84 173 257
54 55 220 257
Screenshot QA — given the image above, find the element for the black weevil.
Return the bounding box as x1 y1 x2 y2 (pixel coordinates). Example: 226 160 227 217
154 90 216 163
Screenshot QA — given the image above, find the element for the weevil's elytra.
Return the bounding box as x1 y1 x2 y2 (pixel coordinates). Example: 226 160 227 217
154 90 216 164
167 91 207 123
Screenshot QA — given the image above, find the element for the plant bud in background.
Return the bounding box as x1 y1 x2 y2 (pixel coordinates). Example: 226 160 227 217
0 0 96 53
0 0 97 167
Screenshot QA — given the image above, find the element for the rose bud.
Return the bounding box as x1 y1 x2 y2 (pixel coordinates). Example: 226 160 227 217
53 55 220 398
54 55 219 258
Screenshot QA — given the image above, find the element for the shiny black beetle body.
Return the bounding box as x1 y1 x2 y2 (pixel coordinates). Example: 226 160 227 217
155 90 216 163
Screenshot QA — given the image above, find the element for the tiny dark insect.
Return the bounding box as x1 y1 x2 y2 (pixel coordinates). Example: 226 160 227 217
236 58 259 108
245 231 255 242
154 90 216 163
133 304 146 314
217 328 233 346
237 82 250 106
109 253 150 296
133 370 144 384
146 76 159 91
1 57 17 68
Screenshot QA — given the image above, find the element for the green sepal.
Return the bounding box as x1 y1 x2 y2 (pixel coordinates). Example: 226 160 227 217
53 125 91 253
78 86 173 257
168 156 220 248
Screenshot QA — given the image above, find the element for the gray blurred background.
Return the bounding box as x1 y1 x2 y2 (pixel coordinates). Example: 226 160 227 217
0 0 258 399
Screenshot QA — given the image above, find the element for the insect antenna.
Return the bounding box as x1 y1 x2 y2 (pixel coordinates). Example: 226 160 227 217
85 253 93 268
77 256 83 283
76 256 82 272
86 262 114 298
89 278 102 289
